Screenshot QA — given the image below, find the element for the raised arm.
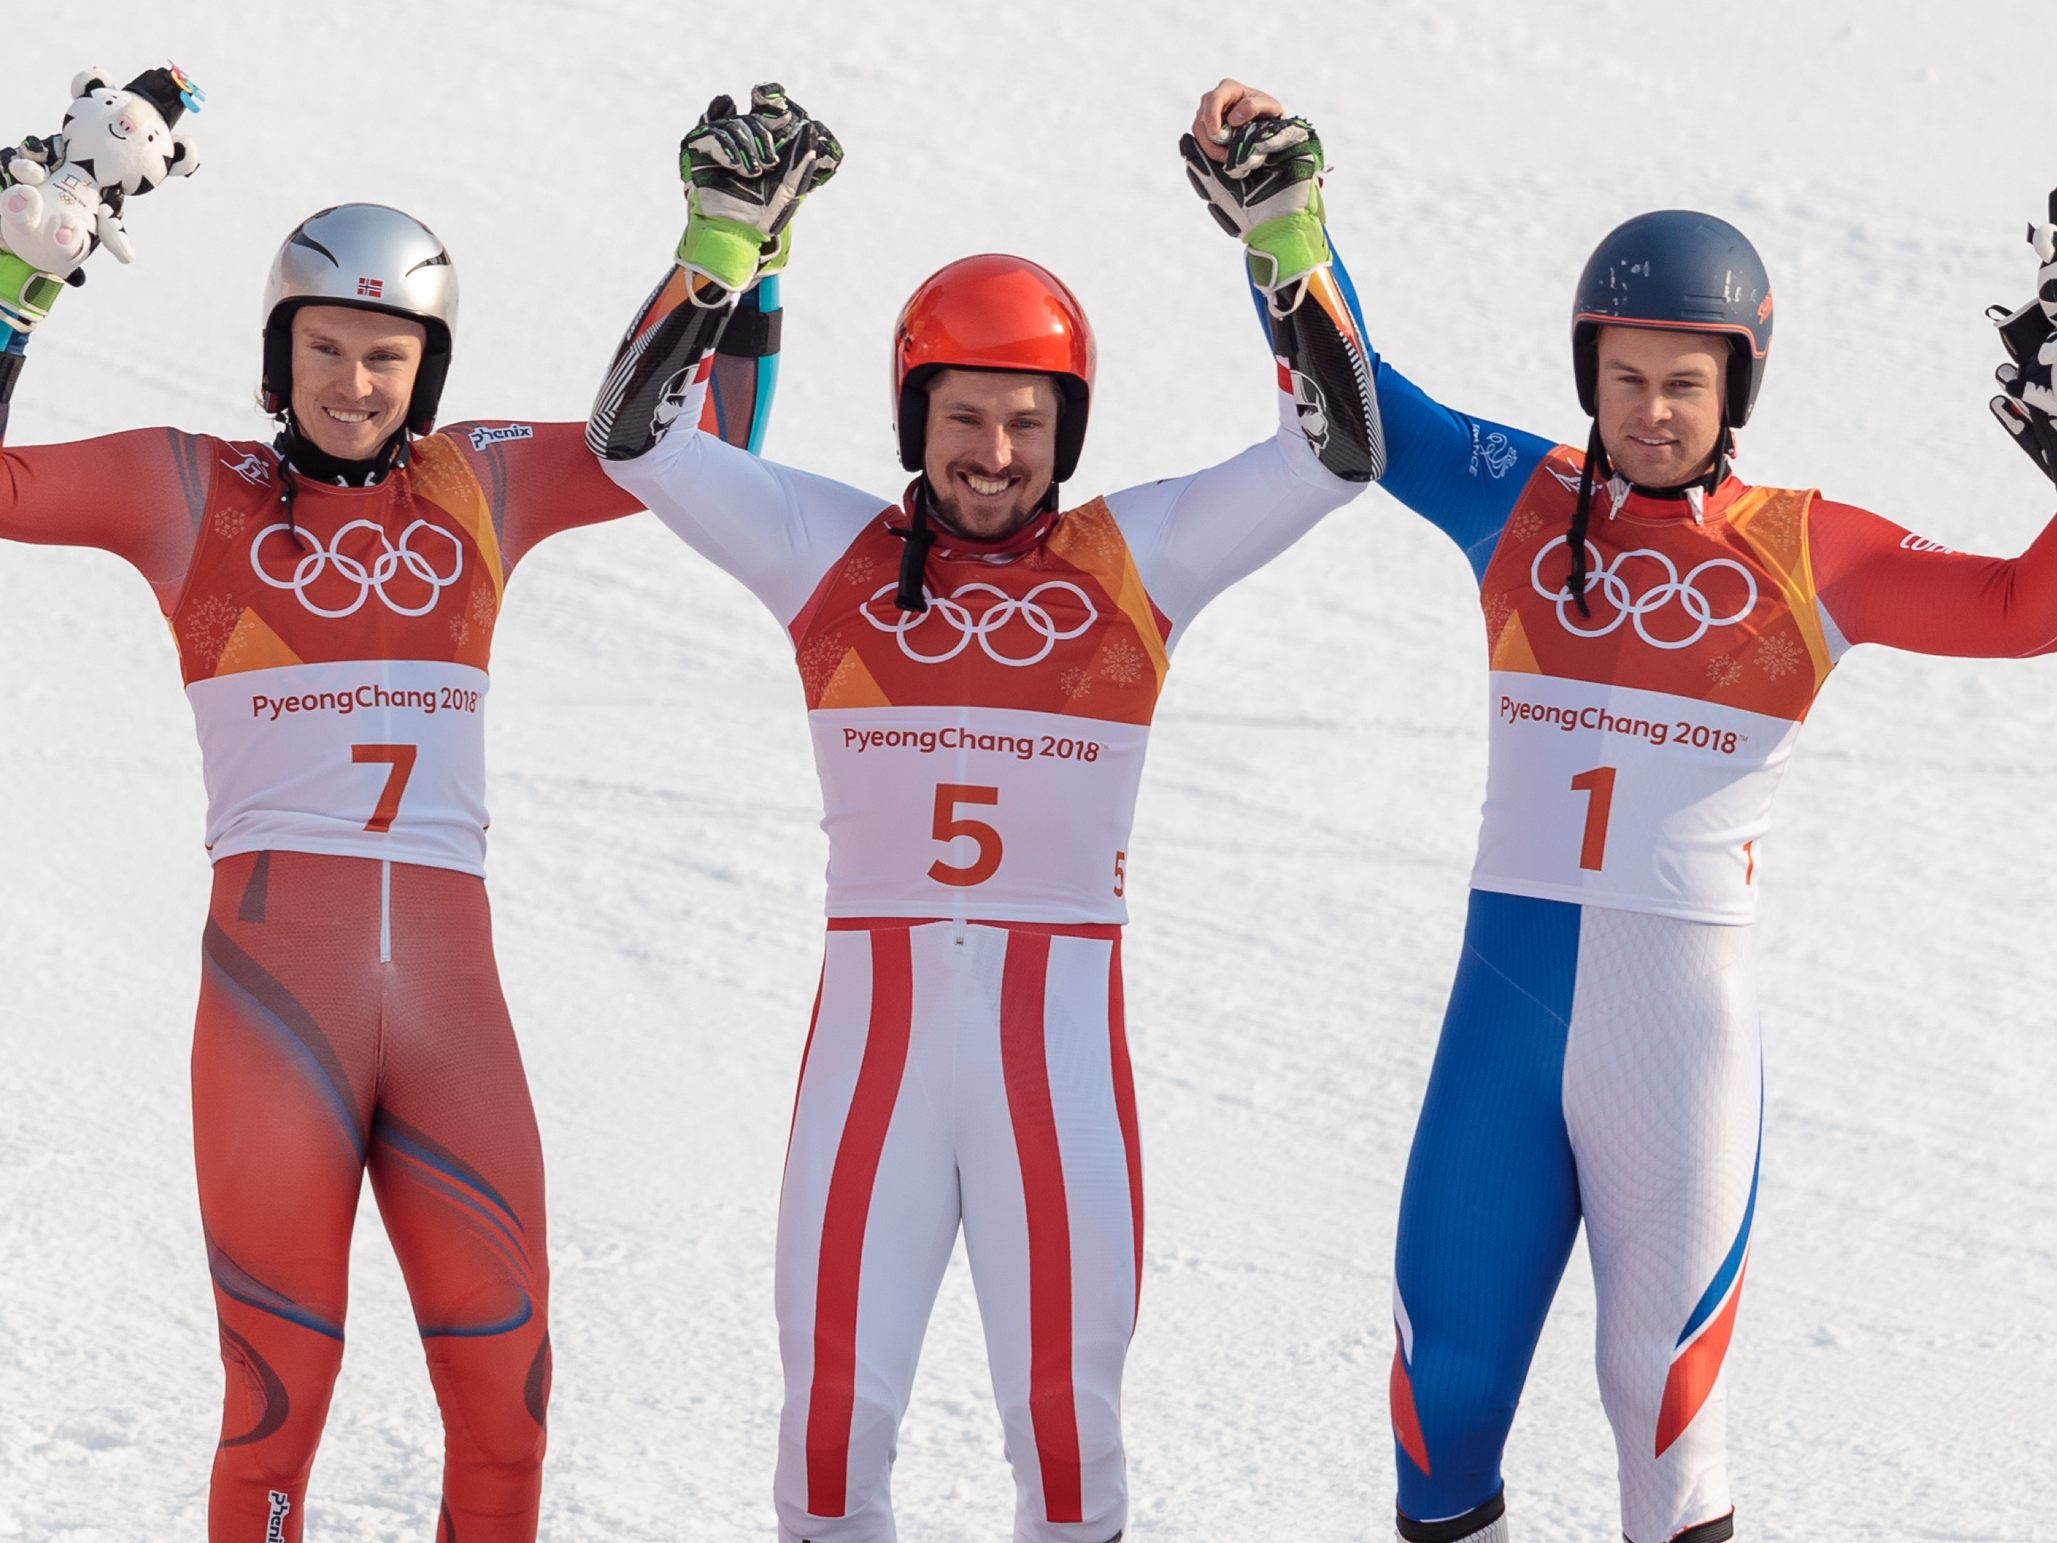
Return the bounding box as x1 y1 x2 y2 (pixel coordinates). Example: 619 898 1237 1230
0 267 204 600
587 85 884 626
465 265 792 574
1817 194 2057 659
0 69 207 604
1 428 209 608
1810 497 2057 657
1196 80 1555 584
1324 248 1557 579
1103 94 1381 628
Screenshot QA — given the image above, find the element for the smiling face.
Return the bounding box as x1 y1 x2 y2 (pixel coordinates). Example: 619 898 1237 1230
1592 324 1730 488
921 368 1061 538
288 305 426 460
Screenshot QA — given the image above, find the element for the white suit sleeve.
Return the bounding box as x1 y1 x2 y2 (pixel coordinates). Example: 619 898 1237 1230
1108 395 1362 636
586 261 887 626
600 430 885 628
1106 256 1382 634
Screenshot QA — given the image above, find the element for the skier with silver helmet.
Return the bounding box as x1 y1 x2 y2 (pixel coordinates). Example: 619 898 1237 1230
588 79 1381 1543
0 92 814 1538
1198 80 2057 1543
260 202 457 441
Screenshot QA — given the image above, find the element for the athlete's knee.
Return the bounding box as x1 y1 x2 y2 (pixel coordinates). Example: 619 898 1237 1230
1594 1326 1667 1438
215 1320 345 1485
424 1328 550 1473
1403 1335 1524 1457
1070 1384 1124 1467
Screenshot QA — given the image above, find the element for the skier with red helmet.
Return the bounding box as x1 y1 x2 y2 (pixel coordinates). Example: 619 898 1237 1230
1197 79 2057 1543
588 87 1381 1543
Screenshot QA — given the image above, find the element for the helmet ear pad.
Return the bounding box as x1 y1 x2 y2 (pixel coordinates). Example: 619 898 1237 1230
896 363 1091 484
262 297 452 436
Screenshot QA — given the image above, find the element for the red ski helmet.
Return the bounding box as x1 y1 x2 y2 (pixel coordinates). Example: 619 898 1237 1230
892 254 1096 481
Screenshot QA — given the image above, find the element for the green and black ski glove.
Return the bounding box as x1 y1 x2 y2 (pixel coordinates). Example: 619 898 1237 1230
677 83 843 293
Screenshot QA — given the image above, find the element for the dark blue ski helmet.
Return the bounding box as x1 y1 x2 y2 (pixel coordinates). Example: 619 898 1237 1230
1571 209 1773 426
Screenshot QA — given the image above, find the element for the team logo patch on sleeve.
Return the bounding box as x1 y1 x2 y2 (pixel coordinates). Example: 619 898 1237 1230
220 451 272 487
467 424 535 451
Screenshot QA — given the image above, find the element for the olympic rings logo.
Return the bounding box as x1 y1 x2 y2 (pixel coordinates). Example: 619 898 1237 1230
249 519 465 619
1528 535 1757 650
863 580 1097 667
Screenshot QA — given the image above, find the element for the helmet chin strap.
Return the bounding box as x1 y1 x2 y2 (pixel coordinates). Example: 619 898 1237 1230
888 480 938 615
1565 415 1734 616
1594 415 1732 519
888 476 1061 615
269 411 413 540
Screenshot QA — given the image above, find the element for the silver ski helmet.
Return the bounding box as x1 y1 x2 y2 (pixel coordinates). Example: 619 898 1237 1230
260 203 458 435
1570 209 1772 427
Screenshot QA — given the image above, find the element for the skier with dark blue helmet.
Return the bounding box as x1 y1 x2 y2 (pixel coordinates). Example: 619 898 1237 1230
1193 78 2057 1543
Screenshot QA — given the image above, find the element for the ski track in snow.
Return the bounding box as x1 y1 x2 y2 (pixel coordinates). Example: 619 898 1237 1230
4 1 2056 1537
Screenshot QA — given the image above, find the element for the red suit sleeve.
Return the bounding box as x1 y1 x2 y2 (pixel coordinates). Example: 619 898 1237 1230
442 420 646 574
1810 496 2057 657
0 427 209 610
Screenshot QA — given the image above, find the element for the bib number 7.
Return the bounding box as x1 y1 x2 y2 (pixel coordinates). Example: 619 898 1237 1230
353 744 419 833
928 783 1002 887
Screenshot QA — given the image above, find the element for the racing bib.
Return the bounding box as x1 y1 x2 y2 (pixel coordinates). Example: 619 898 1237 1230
811 705 1145 922
1474 672 1797 925
788 497 1172 923
169 433 506 873
188 661 491 875
1472 456 1831 925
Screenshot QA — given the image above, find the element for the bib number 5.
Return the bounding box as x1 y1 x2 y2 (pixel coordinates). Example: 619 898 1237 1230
929 783 1002 887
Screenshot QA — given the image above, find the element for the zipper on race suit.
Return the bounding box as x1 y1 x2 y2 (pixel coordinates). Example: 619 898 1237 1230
378 859 393 965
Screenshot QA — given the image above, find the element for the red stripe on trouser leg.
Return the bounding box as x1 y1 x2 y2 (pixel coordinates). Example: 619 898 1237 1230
1389 1341 1432 1475
1106 937 1144 1326
999 932 1084 1525
783 959 828 1188
1654 1255 1748 1459
804 930 914 1518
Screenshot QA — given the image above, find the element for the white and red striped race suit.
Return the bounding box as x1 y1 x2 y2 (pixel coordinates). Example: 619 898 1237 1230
588 260 1381 1543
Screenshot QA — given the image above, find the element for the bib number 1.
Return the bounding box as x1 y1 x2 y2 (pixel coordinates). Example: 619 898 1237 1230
1569 765 1616 872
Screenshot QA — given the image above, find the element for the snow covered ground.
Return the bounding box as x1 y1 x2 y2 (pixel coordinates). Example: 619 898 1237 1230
3 0 2054 1537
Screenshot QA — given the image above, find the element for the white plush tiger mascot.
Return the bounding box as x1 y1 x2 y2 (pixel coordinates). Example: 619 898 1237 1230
0 64 201 281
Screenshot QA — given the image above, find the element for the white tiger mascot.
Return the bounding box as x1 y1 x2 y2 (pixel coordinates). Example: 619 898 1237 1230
0 65 201 282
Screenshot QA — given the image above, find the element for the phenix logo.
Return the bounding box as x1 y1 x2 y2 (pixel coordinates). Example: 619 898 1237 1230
265 1489 291 1542
468 423 535 451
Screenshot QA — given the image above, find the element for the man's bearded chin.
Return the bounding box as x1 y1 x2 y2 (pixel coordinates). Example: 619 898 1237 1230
930 471 1055 537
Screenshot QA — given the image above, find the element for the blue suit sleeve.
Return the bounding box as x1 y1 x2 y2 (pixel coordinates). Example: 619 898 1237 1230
1255 243 1555 584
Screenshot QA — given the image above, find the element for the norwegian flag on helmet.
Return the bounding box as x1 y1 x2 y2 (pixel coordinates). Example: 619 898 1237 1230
356 276 384 298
